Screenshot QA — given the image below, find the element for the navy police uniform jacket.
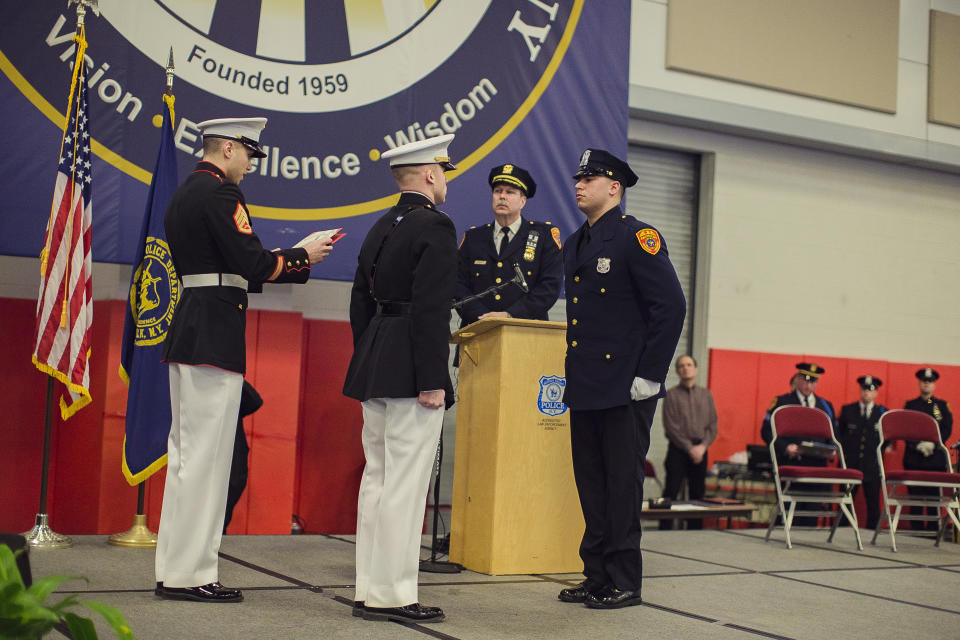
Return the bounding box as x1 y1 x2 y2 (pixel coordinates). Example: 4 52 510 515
761 393 837 466
903 395 953 470
837 402 887 475
162 162 311 374
343 192 458 409
562 208 686 411
454 218 562 325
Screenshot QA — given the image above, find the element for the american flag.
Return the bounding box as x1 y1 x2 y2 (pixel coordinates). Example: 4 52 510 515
32 33 94 420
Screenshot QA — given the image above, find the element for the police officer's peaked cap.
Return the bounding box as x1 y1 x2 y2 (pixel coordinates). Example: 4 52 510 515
857 375 882 390
488 163 536 198
916 367 940 382
198 117 268 158
572 148 638 187
795 362 825 381
381 134 456 171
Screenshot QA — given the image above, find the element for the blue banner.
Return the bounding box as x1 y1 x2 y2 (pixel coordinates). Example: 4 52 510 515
1 2 629 282
119 95 178 484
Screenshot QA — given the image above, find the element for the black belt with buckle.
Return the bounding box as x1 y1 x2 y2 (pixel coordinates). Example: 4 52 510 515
376 301 412 316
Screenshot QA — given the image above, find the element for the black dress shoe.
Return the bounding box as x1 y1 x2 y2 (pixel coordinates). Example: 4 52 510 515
158 582 243 603
352 601 364 617
585 586 642 609
362 603 444 623
558 580 601 603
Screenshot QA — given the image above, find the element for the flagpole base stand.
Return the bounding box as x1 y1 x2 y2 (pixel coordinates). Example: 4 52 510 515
23 514 72 549
108 514 157 548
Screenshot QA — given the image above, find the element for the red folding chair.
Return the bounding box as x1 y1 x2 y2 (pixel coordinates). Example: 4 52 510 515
871 409 960 552
765 406 864 550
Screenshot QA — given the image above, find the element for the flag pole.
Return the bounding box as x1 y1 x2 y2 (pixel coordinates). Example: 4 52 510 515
22 378 73 548
108 46 176 549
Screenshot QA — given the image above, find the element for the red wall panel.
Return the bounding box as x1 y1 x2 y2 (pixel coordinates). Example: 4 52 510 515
294 319 364 534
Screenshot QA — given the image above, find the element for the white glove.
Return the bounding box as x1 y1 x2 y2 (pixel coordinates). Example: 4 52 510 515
916 441 936 457
630 377 661 401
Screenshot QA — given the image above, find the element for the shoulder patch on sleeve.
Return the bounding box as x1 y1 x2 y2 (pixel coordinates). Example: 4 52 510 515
767 396 778 411
233 203 253 234
636 228 661 255
551 226 562 249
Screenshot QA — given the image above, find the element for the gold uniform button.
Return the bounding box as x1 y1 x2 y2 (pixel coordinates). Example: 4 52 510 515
527 271 532 276
574 276 580 282
571 319 578 325
495 294 501 300
287 261 292 267
497 261 503 268
600 288 606 293
572 297 578 303
238 304 243 310
571 340 578 347
495 277 502 283
605 354 611 360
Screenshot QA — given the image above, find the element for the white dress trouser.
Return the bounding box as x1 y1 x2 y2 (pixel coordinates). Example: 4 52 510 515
355 397 444 607
156 363 242 588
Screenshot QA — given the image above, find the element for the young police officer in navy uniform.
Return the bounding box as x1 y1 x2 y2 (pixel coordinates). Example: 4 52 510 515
761 363 837 527
343 134 458 624
558 149 686 610
904 367 953 531
157 118 333 603
455 163 561 325
837 375 886 529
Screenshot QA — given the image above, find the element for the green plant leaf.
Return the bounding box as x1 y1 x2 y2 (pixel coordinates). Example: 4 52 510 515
27 575 85 603
82 601 134 640
0 547 23 587
63 611 98 640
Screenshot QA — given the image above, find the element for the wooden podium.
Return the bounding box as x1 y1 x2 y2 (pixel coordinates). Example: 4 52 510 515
449 318 584 575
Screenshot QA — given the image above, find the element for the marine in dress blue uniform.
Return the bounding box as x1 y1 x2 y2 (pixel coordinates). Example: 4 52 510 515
558 149 686 610
761 363 837 527
903 367 953 531
837 375 887 529
157 118 332 603
343 134 457 624
454 164 561 325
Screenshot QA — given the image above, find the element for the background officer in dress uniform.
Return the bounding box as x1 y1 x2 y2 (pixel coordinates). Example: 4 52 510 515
157 117 333 603
761 363 837 526
454 163 561 325
837 375 887 530
904 367 953 531
558 149 686 610
342 134 458 624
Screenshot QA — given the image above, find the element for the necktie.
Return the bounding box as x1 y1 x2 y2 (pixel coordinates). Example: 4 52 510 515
498 227 510 256
862 405 867 419
577 226 591 261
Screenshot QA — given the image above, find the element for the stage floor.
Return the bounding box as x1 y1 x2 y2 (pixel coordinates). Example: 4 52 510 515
26 527 960 639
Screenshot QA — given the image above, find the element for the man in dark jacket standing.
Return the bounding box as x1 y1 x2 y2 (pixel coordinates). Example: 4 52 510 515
837 375 886 529
558 149 686 610
455 163 561 325
157 117 333 603
343 134 458 624
904 367 953 531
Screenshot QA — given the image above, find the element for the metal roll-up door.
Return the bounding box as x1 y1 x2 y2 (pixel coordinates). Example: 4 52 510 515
625 145 701 496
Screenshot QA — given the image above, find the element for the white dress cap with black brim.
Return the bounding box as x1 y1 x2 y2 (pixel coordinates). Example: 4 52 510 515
381 133 456 171
197 117 268 158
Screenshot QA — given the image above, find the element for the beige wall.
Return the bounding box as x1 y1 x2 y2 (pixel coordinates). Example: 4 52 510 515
929 10 960 127
666 0 899 112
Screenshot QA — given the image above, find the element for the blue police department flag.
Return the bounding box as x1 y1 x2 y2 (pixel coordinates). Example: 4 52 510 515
119 95 179 485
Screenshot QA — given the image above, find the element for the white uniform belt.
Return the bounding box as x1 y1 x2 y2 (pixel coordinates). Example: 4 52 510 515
181 273 248 291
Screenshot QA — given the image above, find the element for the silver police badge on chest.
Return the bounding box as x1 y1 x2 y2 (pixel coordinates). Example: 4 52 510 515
597 257 611 273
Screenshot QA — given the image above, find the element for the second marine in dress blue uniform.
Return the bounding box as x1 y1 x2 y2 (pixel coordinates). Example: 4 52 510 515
559 149 685 610
455 163 561 325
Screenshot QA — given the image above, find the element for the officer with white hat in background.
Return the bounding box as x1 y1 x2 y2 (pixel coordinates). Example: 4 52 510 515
343 134 458 623
156 117 334 603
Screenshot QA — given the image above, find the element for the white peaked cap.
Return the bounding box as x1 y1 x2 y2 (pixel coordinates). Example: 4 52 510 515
197 117 268 157
381 133 456 170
